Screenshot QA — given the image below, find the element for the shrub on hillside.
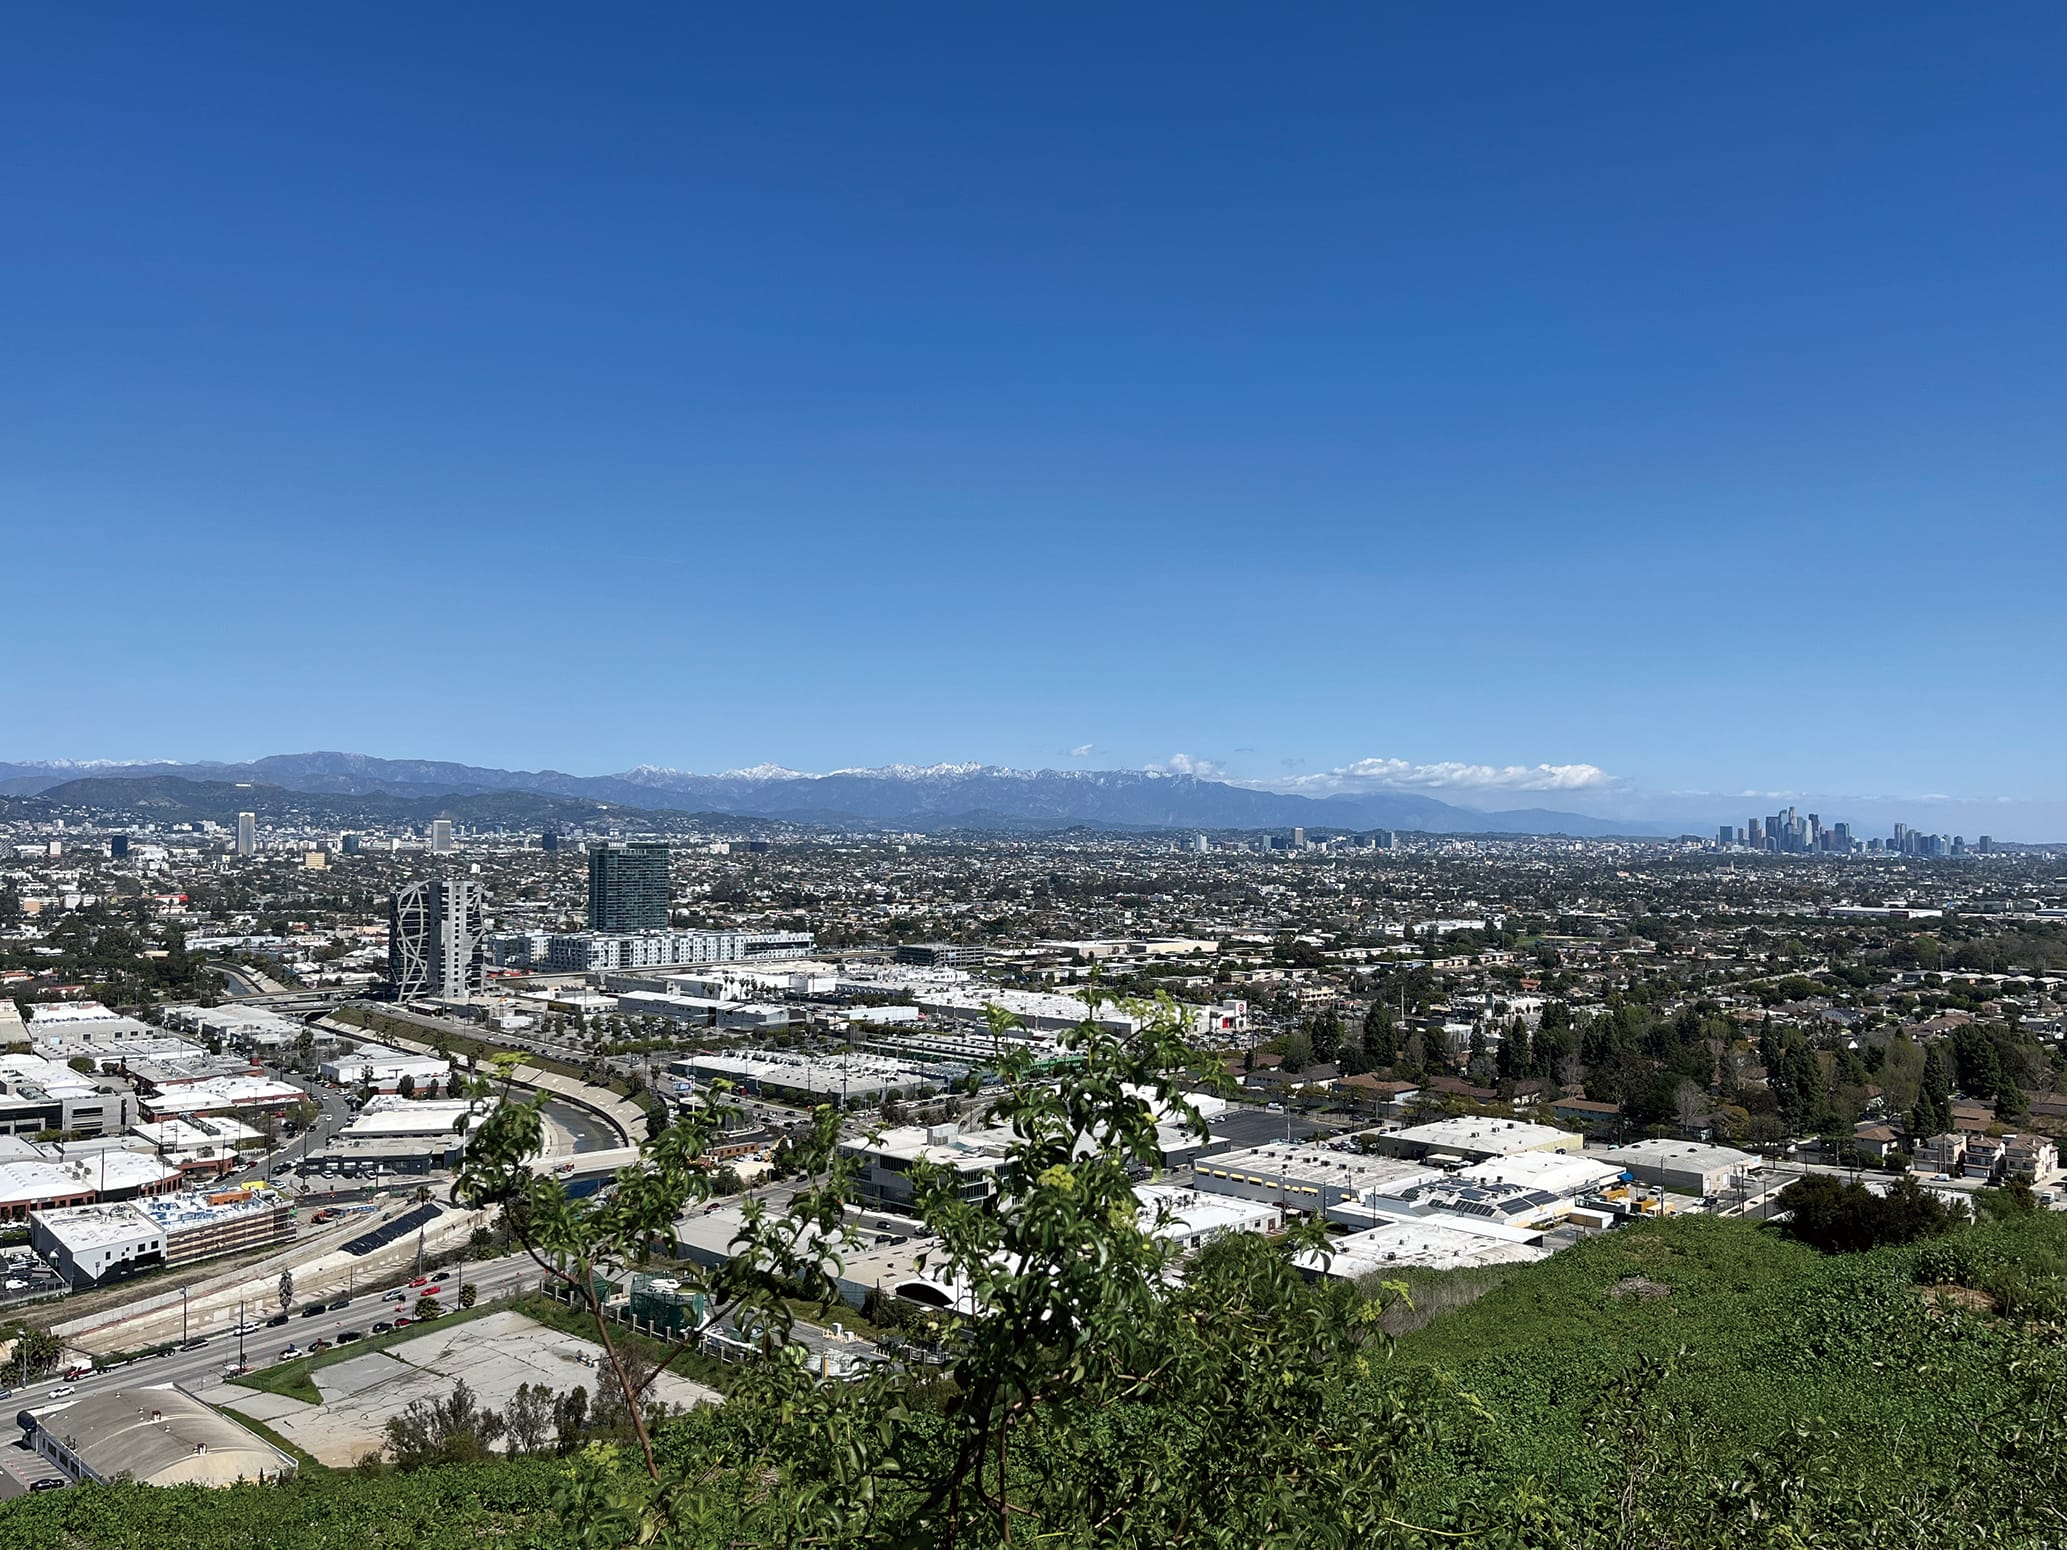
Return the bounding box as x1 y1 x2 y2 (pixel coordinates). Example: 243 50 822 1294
1778 1172 1965 1253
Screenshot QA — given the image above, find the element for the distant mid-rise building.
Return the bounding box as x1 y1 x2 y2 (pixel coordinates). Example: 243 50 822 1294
895 942 989 969
387 879 485 1001
341 833 362 855
430 818 455 854
541 830 561 854
109 834 129 860
235 812 257 856
587 841 671 932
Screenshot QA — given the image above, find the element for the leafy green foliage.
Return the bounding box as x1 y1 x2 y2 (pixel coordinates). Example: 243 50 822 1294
1777 1172 1967 1254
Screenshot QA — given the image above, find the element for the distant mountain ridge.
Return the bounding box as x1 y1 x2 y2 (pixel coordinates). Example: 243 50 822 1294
0 752 1677 836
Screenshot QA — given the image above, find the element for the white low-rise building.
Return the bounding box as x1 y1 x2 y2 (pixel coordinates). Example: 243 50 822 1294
319 1043 451 1094
1135 1183 1281 1252
1367 1118 1585 1164
1294 1219 1548 1283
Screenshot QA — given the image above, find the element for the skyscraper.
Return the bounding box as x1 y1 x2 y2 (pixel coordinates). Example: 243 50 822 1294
388 879 485 1001
587 841 671 931
236 812 257 855
430 818 455 854
541 830 561 854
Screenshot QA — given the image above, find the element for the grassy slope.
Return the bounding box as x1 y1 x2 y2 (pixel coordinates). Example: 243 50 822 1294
1387 1212 2052 1519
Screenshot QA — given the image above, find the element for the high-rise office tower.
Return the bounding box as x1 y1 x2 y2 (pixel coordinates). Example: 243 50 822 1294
236 812 257 855
341 833 362 855
541 830 561 854
430 818 455 854
388 879 485 1001
1291 827 1306 850
1717 825 1733 847
586 841 671 931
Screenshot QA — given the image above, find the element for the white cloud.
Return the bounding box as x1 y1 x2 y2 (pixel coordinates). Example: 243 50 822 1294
1153 752 1228 779
1068 743 1095 758
1248 755 1618 797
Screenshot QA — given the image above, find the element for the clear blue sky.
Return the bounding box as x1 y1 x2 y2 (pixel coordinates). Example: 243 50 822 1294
4 6 2062 830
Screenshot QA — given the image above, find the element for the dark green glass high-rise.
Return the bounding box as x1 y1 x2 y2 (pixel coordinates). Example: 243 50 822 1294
586 841 671 930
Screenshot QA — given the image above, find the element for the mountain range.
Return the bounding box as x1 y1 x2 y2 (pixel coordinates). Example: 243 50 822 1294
0 752 1680 837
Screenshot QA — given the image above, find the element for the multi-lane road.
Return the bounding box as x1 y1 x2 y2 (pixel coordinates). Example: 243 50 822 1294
6 1250 544 1405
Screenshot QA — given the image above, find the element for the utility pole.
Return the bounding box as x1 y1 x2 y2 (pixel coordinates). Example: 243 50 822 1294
180 1286 190 1345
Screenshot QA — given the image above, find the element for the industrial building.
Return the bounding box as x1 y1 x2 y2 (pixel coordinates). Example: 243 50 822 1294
0 1053 136 1137
1365 1118 1585 1165
0 1142 183 1223
31 1184 294 1286
616 991 796 1032
1327 1151 1626 1234
674 1050 950 1107
23 1385 295 1486
841 1094 1228 1211
1192 1143 1442 1213
318 1043 452 1094
1134 1183 1282 1252
1602 1139 1762 1197
134 1074 305 1121
1294 1220 1548 1283
308 1094 489 1176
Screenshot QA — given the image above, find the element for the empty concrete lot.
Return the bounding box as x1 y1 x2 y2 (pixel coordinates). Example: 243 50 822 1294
212 1309 719 1466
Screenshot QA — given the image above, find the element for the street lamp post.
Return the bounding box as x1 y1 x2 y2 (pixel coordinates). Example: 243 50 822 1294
180 1286 190 1346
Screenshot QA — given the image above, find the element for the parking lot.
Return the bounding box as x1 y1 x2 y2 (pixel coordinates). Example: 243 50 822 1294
208 1309 719 1466
0 1247 65 1309
0 1439 71 1500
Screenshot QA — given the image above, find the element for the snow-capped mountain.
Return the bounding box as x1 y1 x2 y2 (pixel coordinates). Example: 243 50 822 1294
0 752 1673 836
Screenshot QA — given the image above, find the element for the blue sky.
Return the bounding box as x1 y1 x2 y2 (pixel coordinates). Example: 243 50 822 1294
3 6 2062 832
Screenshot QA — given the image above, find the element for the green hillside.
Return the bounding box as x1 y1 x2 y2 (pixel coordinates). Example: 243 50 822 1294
4 1213 2064 1548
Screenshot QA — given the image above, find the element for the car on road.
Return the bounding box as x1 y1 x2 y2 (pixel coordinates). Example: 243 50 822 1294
328 1298 350 1311
182 1339 208 1351
409 1276 430 1288
301 1304 325 1318
372 1321 393 1334
29 1478 66 1492
336 1330 363 1344
381 1289 407 1302
232 1321 260 1335
279 1346 303 1361
266 1313 290 1327
432 1271 449 1282
3 1279 25 1290
47 1385 74 1399
307 1339 331 1354
391 1316 412 1328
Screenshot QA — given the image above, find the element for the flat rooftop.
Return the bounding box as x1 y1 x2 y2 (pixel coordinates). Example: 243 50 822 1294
1604 1139 1762 1175
1375 1119 1582 1158
1195 1142 1440 1195
1297 1220 1548 1280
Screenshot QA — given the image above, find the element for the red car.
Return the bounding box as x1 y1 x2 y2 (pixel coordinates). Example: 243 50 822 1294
408 1276 430 1288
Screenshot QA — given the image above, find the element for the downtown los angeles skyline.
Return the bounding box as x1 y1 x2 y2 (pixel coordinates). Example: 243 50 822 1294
3 8 2061 829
